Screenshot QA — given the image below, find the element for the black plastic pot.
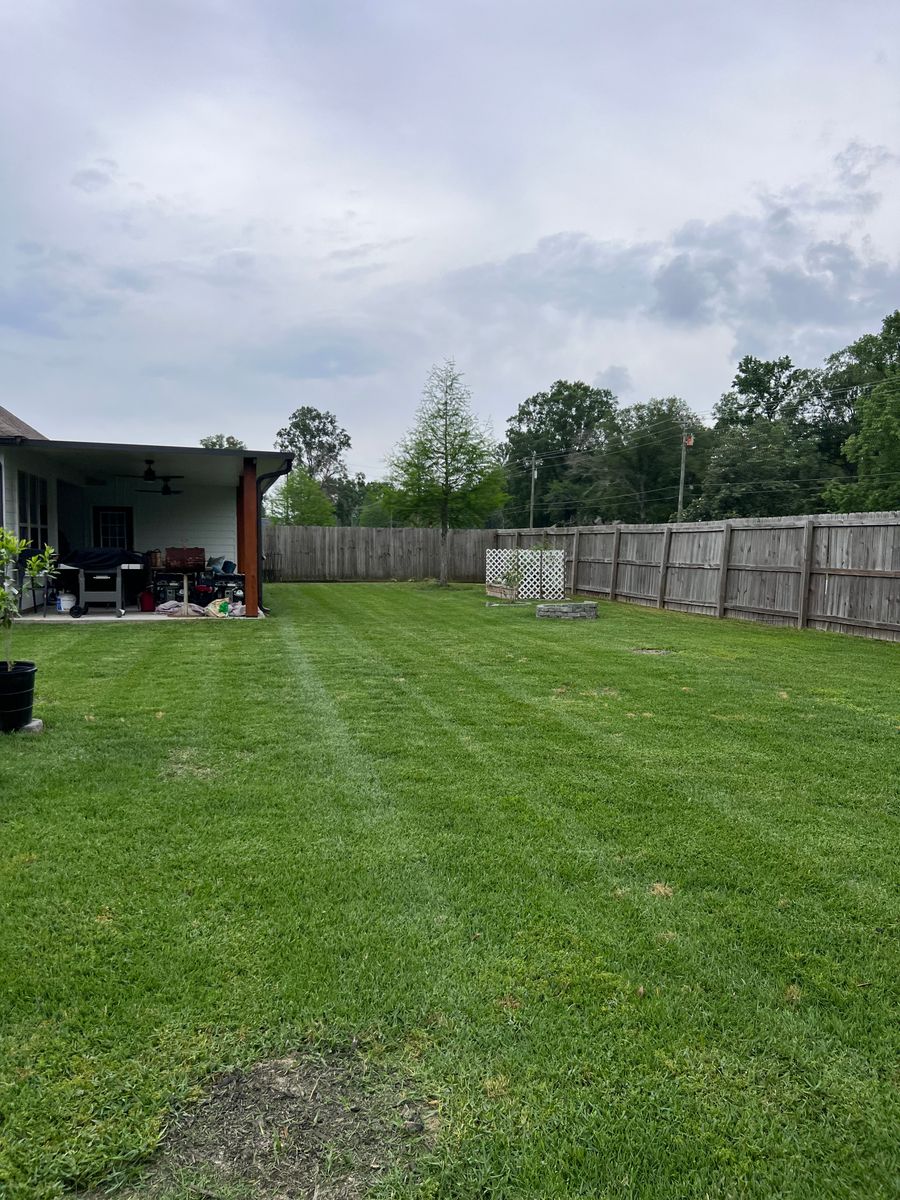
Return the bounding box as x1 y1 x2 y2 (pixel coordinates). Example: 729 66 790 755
0 661 37 733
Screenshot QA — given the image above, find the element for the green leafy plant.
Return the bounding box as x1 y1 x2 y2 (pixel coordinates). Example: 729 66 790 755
501 563 524 595
0 528 57 669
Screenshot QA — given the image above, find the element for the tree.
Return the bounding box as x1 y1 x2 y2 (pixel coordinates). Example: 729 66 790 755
200 433 245 449
502 381 618 526
332 472 368 526
685 422 825 519
823 375 900 511
390 360 508 586
824 310 900 387
577 397 711 523
715 355 819 428
817 310 900 476
691 352 842 517
358 482 402 527
274 407 351 499
265 469 336 526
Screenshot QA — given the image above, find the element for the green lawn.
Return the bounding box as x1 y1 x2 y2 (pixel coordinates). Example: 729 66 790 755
2 584 899 1199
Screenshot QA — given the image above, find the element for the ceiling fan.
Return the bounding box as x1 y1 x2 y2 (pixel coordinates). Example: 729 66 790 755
137 477 183 496
126 459 185 483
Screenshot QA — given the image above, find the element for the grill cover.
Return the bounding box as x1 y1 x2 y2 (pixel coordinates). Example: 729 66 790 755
60 548 147 571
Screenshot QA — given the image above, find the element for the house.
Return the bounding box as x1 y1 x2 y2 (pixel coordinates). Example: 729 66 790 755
0 406 292 617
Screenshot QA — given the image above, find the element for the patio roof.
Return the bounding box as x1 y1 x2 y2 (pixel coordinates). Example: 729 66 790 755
2 437 292 491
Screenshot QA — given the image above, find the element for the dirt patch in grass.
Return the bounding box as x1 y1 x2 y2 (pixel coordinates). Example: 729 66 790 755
111 1050 434 1199
160 748 218 782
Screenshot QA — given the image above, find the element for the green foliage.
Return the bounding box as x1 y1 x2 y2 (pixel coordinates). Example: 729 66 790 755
2 585 899 1196
502 387 710 525
503 380 617 525
578 397 710 523
686 422 828 520
274 406 351 497
686 314 900 519
265 469 336 526
714 355 820 428
824 375 900 511
493 314 895 524
390 361 507 582
331 472 368 526
0 529 56 668
199 434 246 449
358 481 402 527
825 309 900 386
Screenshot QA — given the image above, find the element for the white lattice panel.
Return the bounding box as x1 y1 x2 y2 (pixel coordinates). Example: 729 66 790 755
485 547 513 586
485 548 565 600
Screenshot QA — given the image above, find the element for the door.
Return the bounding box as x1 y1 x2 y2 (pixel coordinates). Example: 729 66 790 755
92 506 134 549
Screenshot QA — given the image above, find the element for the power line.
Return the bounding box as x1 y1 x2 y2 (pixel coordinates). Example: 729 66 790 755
500 467 900 518
501 379 879 476
502 413 696 470
503 427 697 483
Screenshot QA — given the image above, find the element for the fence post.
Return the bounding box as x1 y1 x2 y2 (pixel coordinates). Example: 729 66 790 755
716 522 732 618
657 525 672 608
570 528 580 595
797 518 816 629
609 524 621 601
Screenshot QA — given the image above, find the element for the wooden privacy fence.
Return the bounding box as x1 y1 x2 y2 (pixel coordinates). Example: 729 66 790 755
263 512 900 642
497 512 900 642
262 523 495 584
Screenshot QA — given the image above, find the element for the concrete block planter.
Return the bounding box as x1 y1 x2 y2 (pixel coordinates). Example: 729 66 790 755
536 602 597 620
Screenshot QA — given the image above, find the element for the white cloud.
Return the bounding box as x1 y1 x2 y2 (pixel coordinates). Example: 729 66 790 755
0 0 898 475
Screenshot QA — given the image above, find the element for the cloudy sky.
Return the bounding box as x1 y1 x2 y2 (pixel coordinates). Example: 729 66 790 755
2 1 899 476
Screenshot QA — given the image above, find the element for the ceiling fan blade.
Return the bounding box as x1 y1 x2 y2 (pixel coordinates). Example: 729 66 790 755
118 467 186 480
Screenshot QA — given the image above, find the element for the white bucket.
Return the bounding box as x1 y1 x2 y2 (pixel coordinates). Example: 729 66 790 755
56 593 77 614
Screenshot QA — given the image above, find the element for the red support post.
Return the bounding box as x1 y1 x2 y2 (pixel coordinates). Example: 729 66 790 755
238 458 259 617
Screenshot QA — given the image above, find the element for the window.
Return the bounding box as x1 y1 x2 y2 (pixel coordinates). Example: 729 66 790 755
18 471 49 550
92 506 134 549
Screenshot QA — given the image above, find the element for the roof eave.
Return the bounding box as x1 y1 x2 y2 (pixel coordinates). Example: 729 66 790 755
12 436 284 458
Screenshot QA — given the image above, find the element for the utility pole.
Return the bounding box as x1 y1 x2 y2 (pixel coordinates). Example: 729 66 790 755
677 430 694 521
528 451 543 529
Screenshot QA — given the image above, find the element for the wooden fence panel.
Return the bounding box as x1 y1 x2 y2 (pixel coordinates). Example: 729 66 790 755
263 512 900 640
729 523 803 568
615 530 663 605
726 567 801 622
662 526 720 613
572 528 614 595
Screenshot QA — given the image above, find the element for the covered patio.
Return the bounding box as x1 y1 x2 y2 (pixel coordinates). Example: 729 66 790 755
0 420 291 619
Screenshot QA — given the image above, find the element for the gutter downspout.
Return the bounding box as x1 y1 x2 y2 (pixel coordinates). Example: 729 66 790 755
255 456 293 613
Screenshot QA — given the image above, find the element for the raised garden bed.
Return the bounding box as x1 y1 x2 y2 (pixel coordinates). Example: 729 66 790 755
485 583 520 601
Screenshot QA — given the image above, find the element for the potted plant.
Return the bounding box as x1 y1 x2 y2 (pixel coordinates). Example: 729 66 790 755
0 528 57 733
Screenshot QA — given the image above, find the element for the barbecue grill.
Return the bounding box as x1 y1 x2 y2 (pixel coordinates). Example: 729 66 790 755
58 549 147 617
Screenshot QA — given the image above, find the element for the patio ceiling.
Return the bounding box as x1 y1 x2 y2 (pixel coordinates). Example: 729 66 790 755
5 438 291 491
